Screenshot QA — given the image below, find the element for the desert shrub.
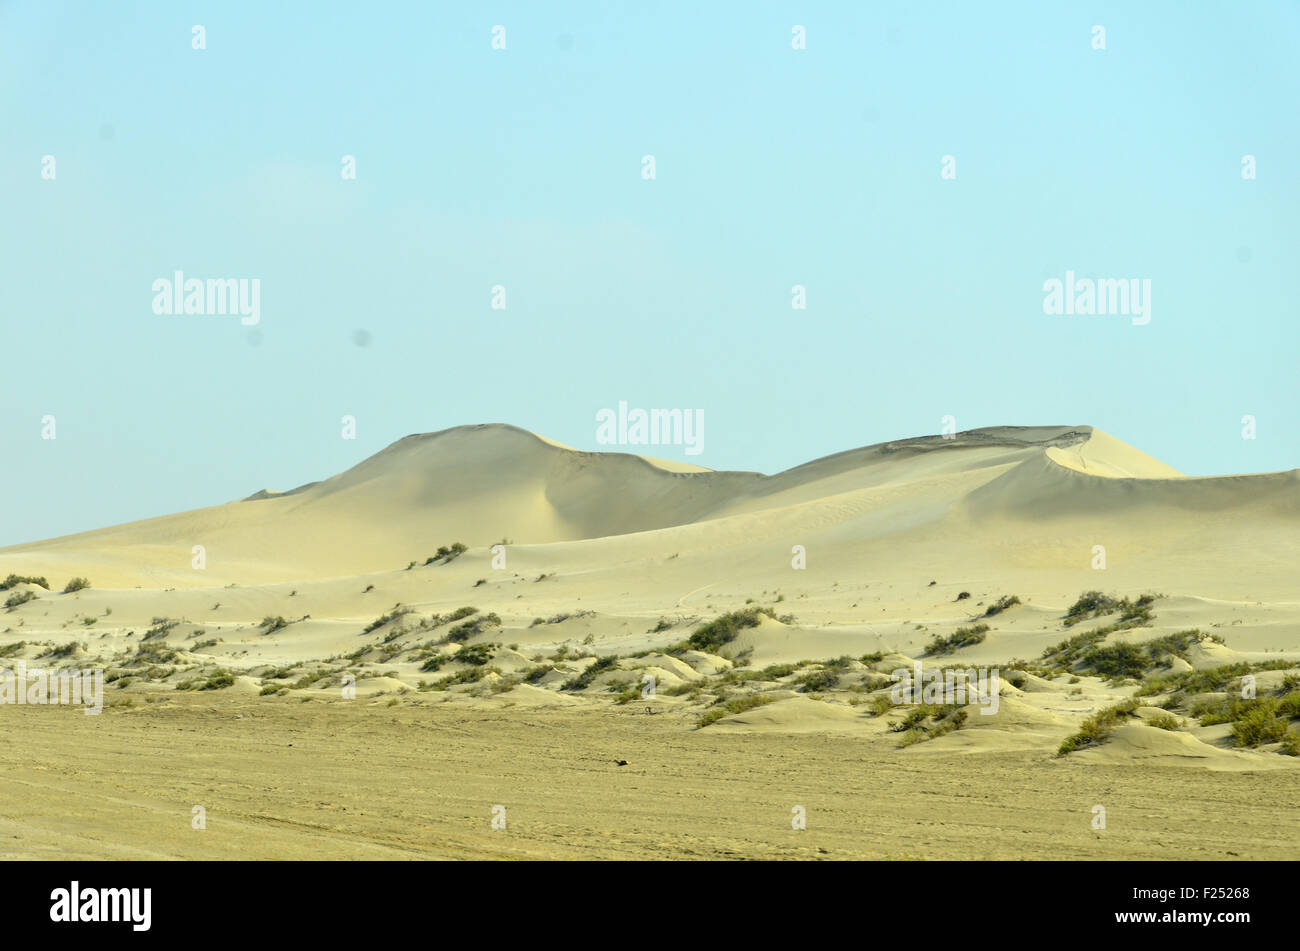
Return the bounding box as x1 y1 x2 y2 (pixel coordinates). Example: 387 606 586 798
362 608 411 635
1075 629 1210 679
1280 732 1300 756
1146 712 1180 731
425 542 469 566
132 644 178 665
1224 698 1289 747
679 607 771 653
4 590 37 610
696 693 777 729
1063 590 1159 627
0 574 48 591
892 704 968 746
925 623 989 656
1057 699 1138 755
798 668 840 692
198 669 235 690
0 641 26 658
421 642 497 672
62 577 91 594
44 641 83 659
446 612 501 643
178 669 236 691
291 670 330 690
867 694 896 716
429 666 497 691
260 616 289 633
955 591 970 601
1064 591 1119 626
1276 691 1300 718
983 595 1021 617
561 655 618 691
143 618 180 641
1079 642 1148 679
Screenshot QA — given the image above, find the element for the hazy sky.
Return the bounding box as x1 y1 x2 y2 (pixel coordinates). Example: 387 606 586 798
3 0 1297 545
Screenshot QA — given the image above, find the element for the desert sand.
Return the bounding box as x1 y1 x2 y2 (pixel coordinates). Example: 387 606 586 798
1 423 1298 859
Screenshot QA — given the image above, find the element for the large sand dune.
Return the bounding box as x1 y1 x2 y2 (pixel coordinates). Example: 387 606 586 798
3 422 1296 594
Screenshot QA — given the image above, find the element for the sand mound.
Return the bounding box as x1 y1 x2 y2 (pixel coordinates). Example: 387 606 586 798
705 695 879 734
1071 722 1289 770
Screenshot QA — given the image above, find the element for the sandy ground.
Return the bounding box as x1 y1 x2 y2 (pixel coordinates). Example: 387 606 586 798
2 693 1297 860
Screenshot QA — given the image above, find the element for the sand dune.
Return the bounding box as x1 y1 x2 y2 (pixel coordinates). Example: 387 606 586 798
4 422 1296 594
2 423 1298 858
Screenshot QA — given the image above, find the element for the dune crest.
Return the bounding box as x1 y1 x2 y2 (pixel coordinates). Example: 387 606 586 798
1 423 1294 589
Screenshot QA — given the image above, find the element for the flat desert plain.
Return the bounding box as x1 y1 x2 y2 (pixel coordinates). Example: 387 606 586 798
2 424 1298 859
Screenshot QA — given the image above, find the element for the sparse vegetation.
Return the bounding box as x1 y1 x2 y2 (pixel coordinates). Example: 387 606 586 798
673 607 773 654
891 704 968 747
1057 699 1138 755
260 616 289 633
445 612 501 643
982 595 1021 617
0 574 48 591
361 608 411 635
4 590 37 610
62 577 91 594
1146 712 1180 731
425 543 468 565
177 669 236 691
797 668 840 692
1063 591 1160 628
421 642 497 673
561 655 618 691
696 694 777 728
925 623 989 656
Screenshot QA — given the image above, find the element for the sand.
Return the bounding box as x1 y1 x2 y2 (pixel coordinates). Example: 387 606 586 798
1 423 1297 859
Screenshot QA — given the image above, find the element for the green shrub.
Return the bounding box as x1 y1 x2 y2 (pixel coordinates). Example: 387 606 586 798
362 608 411 635
798 668 840 692
4 590 37 610
561 655 618 691
982 595 1021 617
1230 702 1289 747
421 642 496 672
446 612 501 643
680 607 771 653
892 704 968 746
1063 590 1159 627
696 693 777 729
0 574 48 591
925 623 989 656
1057 699 1138 755
62 577 91 594
260 616 289 633
1079 642 1148 678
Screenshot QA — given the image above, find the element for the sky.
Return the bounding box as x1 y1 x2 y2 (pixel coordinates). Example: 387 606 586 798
2 0 1297 545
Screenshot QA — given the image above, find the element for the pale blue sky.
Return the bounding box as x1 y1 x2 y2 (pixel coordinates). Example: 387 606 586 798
2 0 1297 545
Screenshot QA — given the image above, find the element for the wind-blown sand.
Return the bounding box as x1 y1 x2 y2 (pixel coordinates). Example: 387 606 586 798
2 424 1298 858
